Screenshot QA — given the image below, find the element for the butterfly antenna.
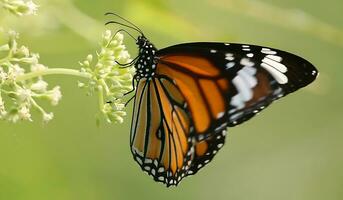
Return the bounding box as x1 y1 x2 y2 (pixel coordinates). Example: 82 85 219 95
105 12 144 35
105 21 142 35
114 29 137 42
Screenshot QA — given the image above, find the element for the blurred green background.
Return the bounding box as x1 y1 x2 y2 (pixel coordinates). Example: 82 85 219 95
0 0 342 199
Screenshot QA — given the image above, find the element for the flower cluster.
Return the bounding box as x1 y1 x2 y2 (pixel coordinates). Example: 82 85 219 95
0 0 38 16
79 30 135 123
1 0 135 124
0 30 61 123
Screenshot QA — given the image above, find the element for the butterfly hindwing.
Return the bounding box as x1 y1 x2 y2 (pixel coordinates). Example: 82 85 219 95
188 129 227 176
130 77 195 186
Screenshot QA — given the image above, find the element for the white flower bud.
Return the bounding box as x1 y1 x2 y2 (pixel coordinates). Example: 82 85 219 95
17 88 32 102
26 1 39 15
87 54 93 63
78 81 85 88
21 53 39 65
8 64 25 80
0 96 6 118
18 106 32 121
48 86 62 106
31 79 48 92
115 33 124 42
43 112 54 123
17 46 30 57
0 67 7 83
4 0 39 16
113 102 125 111
30 64 47 72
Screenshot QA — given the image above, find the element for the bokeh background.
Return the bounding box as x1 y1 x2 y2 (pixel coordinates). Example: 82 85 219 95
0 0 342 199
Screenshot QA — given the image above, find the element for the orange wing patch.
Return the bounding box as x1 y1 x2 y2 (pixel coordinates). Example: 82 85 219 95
145 83 162 160
195 140 208 156
160 54 220 77
131 79 149 153
157 61 229 134
199 79 226 119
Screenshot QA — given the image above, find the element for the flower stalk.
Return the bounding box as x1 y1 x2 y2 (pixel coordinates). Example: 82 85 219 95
15 68 92 82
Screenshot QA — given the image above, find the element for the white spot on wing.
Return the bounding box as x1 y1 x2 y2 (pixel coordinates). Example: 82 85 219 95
136 157 143 165
226 62 235 69
198 134 205 141
158 167 164 173
238 68 258 88
261 48 277 55
225 53 234 61
232 76 253 103
242 65 257 76
145 159 152 164
266 55 282 62
230 60 257 109
240 58 255 67
217 112 225 119
262 57 287 73
261 63 288 84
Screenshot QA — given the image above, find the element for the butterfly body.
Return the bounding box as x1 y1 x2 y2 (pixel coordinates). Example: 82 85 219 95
134 36 158 80
129 37 318 187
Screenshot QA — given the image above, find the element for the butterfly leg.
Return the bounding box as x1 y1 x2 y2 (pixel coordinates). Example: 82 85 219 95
125 95 135 106
115 56 139 68
106 94 135 106
106 74 137 105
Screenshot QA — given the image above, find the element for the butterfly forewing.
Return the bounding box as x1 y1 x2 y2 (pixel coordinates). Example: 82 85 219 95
156 42 318 127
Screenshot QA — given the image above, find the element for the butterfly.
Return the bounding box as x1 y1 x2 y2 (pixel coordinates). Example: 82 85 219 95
105 13 318 187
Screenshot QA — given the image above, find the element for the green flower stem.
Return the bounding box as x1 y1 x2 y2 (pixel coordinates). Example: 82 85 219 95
99 79 110 96
97 85 105 113
29 96 46 115
15 68 92 82
0 53 12 63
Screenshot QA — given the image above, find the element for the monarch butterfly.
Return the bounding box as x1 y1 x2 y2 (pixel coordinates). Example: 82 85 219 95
105 13 318 187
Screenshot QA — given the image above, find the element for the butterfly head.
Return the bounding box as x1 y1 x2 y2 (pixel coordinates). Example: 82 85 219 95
134 36 158 80
136 35 147 47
